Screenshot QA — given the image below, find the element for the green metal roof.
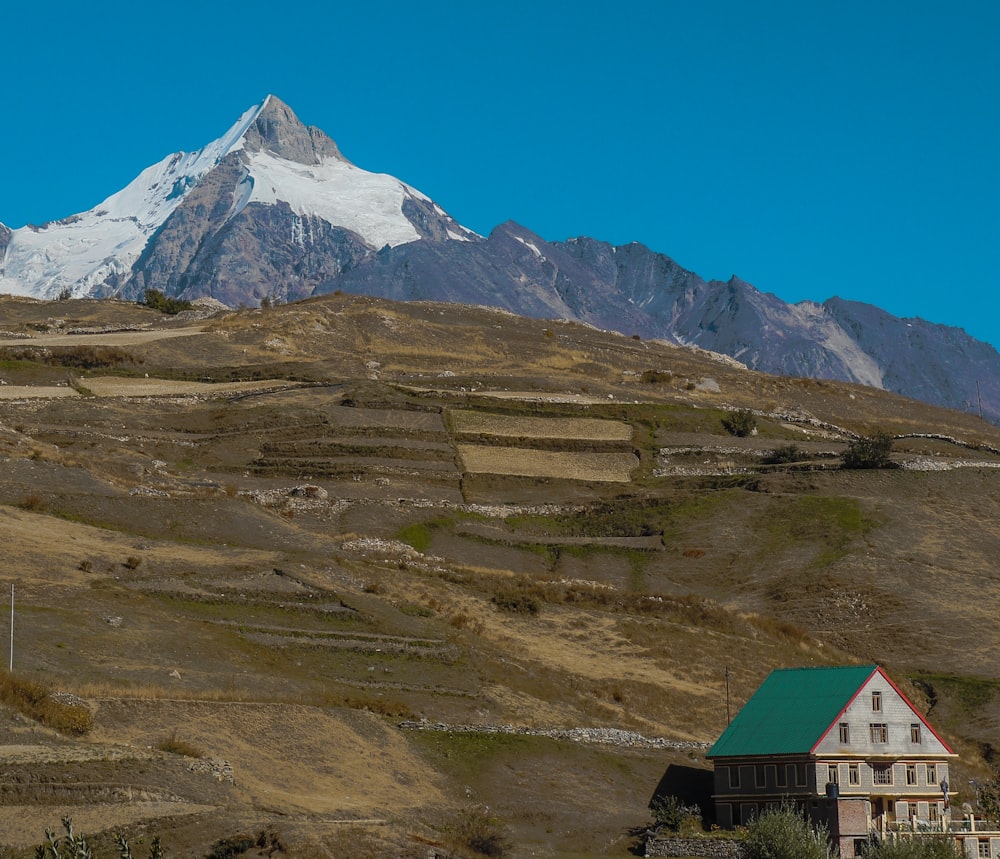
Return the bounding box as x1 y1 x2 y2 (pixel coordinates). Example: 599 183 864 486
707 664 878 758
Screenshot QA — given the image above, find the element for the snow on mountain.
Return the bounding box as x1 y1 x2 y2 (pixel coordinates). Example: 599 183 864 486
0 96 473 300
243 150 427 250
0 101 264 299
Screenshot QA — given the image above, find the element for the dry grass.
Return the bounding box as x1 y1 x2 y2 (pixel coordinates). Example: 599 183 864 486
457 445 638 481
0 670 93 735
449 409 633 441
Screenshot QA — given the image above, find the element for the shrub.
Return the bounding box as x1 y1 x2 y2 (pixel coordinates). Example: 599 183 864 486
763 444 802 464
861 837 962 858
650 795 701 833
449 806 510 859
123 555 142 570
155 730 203 758
640 369 672 384
721 408 757 437
491 589 540 615
208 835 256 859
843 431 895 469
742 804 835 859
19 493 45 511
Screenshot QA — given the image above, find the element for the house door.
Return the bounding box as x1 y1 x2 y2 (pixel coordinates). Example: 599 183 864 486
873 798 886 834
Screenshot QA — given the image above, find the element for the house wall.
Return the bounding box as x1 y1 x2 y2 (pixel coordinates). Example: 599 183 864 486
815 759 950 801
813 674 951 758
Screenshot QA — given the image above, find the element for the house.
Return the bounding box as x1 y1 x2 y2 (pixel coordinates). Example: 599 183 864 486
707 664 956 857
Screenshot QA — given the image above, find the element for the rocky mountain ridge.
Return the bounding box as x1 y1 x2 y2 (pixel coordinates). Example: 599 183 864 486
1 96 998 420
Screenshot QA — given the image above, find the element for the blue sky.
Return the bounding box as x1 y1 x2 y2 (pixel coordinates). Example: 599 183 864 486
2 1 999 346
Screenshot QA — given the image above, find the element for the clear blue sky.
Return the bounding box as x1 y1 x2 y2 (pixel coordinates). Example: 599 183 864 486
2 1 999 346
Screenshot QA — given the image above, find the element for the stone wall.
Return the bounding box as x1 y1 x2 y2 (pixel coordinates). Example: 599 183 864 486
644 835 743 858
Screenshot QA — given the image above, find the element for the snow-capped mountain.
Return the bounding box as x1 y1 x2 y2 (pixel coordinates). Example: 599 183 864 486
2 95 1000 423
0 95 475 304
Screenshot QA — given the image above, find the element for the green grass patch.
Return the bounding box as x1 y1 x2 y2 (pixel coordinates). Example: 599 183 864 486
911 672 1000 714
506 492 733 541
757 496 876 569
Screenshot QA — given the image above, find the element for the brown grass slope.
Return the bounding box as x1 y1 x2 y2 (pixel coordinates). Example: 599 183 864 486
0 293 998 856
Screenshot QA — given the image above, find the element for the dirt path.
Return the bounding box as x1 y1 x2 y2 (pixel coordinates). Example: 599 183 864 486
0 328 204 347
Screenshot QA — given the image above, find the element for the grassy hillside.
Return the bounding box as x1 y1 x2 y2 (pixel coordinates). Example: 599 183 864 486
0 293 998 857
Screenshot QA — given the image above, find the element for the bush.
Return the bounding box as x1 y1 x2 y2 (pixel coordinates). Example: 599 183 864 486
155 730 203 758
491 589 540 615
449 806 510 859
861 837 962 858
763 444 801 465
721 409 757 437
742 804 835 859
650 795 701 833
142 288 192 315
843 431 895 469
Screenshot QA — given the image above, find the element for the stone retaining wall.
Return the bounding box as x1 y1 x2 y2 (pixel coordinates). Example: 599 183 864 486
398 720 709 752
644 835 743 858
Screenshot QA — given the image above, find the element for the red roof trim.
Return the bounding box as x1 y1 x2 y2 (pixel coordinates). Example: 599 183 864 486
810 665 878 754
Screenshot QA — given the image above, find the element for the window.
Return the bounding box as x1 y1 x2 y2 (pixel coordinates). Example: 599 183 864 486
848 764 860 786
926 764 938 785
729 766 741 789
795 764 808 787
929 804 940 823
839 722 850 743
755 765 766 788
872 690 883 712
906 765 917 786
828 764 839 785
776 764 787 788
978 838 990 858
870 723 889 743
873 765 893 786
911 723 922 744
908 802 918 821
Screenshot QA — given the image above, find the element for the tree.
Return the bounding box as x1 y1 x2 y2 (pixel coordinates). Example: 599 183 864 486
842 431 895 469
742 804 835 859
142 289 192 315
721 408 757 437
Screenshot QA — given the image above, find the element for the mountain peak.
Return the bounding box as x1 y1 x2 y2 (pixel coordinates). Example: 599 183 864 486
239 94 346 165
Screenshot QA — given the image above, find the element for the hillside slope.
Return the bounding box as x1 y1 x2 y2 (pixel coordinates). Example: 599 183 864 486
0 294 999 856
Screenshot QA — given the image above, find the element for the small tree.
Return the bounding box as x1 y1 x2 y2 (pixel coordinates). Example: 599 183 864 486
742 803 835 859
721 408 757 437
842 431 895 469
975 768 1000 823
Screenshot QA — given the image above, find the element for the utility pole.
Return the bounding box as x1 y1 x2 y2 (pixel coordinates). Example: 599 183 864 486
977 381 984 421
8 583 13 672
724 664 732 725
